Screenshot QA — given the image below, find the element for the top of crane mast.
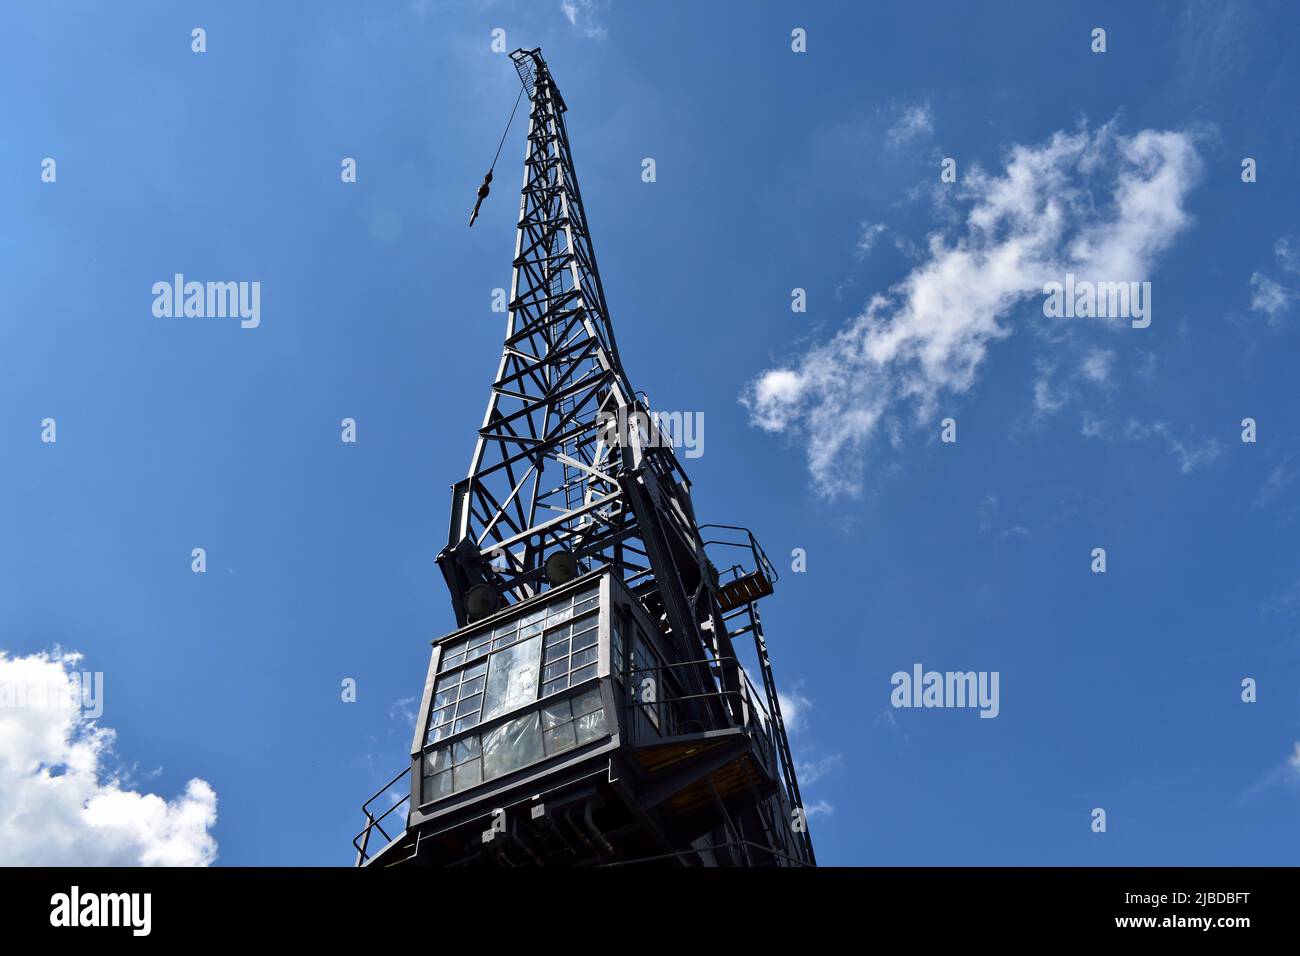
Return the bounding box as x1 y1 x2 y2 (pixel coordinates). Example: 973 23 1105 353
511 48 566 111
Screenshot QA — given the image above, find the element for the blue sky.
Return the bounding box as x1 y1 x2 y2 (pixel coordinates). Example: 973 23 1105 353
1 0 1298 865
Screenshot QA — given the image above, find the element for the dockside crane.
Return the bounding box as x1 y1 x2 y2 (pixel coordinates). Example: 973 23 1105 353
354 48 814 867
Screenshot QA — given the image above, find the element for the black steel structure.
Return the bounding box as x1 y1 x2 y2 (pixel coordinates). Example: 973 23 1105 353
354 49 814 867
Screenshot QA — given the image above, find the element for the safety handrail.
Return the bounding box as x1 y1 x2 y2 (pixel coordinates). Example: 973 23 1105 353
699 523 778 589
352 765 411 866
624 654 777 761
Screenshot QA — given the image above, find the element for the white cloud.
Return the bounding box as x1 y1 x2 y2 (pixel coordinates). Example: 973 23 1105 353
855 222 887 258
1032 364 1067 416
1124 419 1221 474
1080 348 1115 385
389 695 417 727
795 752 842 786
1250 271 1296 325
560 0 608 39
977 494 1028 540
886 102 934 149
778 687 812 733
0 649 218 866
1080 413 1106 438
742 123 1201 496
1252 458 1295 512
805 799 835 818
1275 236 1300 275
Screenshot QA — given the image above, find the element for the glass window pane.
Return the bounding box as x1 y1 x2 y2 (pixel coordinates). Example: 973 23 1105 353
463 660 488 681
574 597 598 615
427 723 449 745
466 644 490 663
540 678 568 697
482 711 543 781
453 736 480 764
571 663 598 684
575 708 607 745
482 635 542 721
426 747 452 774
540 699 572 728
461 675 486 698
455 694 482 718
547 605 573 626
544 625 571 647
424 770 452 803
453 715 478 734
454 758 482 791
433 690 456 710
493 622 517 639
571 646 598 669
434 674 459 693
543 642 570 664
440 652 465 671
542 660 569 682
572 687 603 717
543 723 578 756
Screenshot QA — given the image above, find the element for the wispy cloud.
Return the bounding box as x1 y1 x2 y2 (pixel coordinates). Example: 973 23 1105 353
977 494 1029 540
389 695 417 729
855 222 887 258
742 122 1202 496
560 0 608 39
778 684 813 734
1252 458 1296 513
1247 236 1300 325
805 799 835 818
1032 363 1068 417
886 101 933 149
1242 742 1300 802
1111 419 1222 474
1249 271 1296 324
1275 236 1300 275
795 752 843 786
1080 347 1115 386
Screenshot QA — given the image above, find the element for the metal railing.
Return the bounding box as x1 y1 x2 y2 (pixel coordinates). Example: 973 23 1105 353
699 523 778 591
624 654 776 771
352 765 411 866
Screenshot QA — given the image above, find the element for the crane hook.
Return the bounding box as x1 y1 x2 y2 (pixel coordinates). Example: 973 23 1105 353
468 169 493 228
